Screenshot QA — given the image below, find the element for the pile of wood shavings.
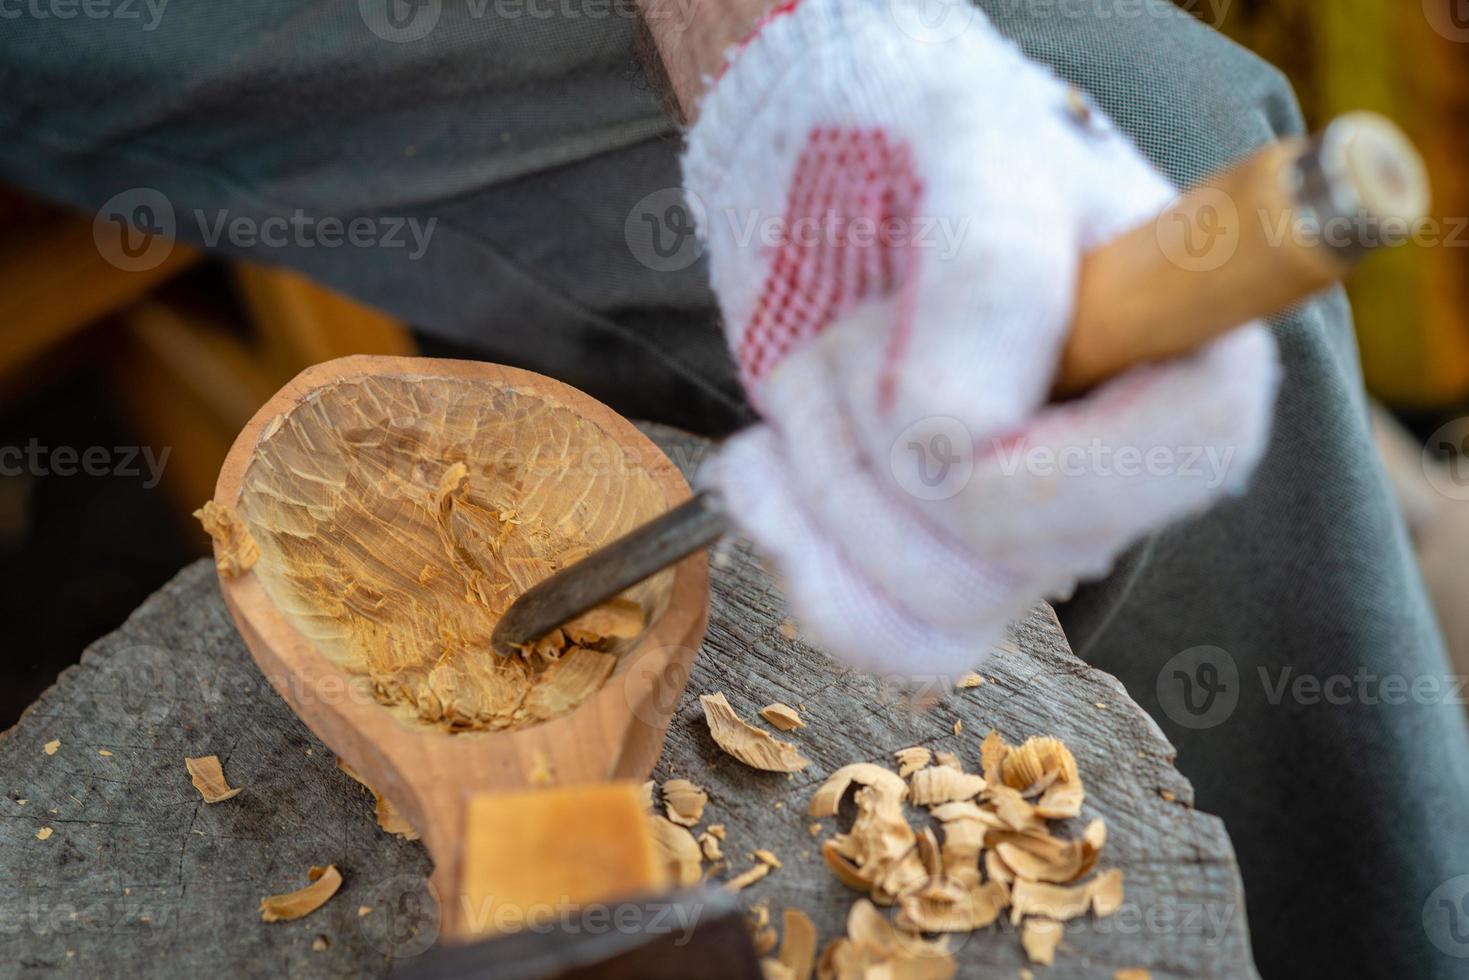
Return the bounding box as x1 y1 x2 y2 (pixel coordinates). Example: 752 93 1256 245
691 697 1126 977
806 731 1122 976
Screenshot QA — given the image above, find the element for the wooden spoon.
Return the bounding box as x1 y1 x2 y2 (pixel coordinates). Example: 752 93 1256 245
209 355 708 938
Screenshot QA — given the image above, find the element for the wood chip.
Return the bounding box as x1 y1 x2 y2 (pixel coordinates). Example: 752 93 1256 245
754 848 782 868
663 779 708 827
1090 868 1124 917
910 766 985 806
708 823 726 839
194 500 260 578
894 747 932 778
1021 918 1063 965
36 827 53 841
896 876 1006 933
260 865 343 922
1034 780 1085 820
698 830 724 861
808 763 908 817
523 647 617 721
933 750 963 770
699 692 810 772
639 780 655 811
43 740 60 756
759 703 806 731
777 908 817 980
337 758 418 840
648 815 702 886
808 822 823 837
1002 736 1078 790
563 597 644 646
98 749 113 757
980 730 1008 784
185 755 243 803
820 899 956 979
727 861 772 891
1114 970 1151 980
957 673 985 689
952 720 962 735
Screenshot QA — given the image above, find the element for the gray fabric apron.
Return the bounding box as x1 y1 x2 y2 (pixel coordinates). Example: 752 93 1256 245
2 1 1465 974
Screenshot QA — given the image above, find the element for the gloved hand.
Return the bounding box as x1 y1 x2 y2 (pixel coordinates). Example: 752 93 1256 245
683 0 1280 678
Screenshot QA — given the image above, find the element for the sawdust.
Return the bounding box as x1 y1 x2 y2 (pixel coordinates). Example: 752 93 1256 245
194 501 260 578
233 375 672 733
259 865 342 922
185 755 243 803
700 693 810 772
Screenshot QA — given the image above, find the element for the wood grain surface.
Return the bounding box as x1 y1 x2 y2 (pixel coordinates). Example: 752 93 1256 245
0 424 1255 979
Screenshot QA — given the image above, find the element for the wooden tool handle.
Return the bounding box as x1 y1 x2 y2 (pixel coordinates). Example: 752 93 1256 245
1055 112 1429 396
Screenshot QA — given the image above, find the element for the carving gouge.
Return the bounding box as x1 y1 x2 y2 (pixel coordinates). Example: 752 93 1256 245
491 111 1430 657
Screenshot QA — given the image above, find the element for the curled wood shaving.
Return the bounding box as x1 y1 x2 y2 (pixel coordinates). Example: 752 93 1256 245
1002 736 1079 791
777 908 818 980
809 764 908 817
708 823 726 839
933 750 963 771
337 758 418 840
194 501 260 578
1089 868 1124 917
259 865 342 922
523 647 616 721
896 876 1005 933
909 766 985 806
640 780 655 811
700 693 810 772
759 703 806 731
698 830 724 861
1034 780 1085 820
1020 918 1063 965
818 899 955 980
894 747 932 778
727 861 772 891
663 778 708 827
563 597 644 647
185 755 243 804
648 815 702 886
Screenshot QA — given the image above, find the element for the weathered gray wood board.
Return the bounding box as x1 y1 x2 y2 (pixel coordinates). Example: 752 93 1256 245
0 425 1255 978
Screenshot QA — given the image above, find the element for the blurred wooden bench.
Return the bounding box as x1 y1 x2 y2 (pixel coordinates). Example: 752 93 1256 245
0 187 416 539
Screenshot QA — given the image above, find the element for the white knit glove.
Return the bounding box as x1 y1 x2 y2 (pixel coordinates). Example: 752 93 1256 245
684 0 1281 678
